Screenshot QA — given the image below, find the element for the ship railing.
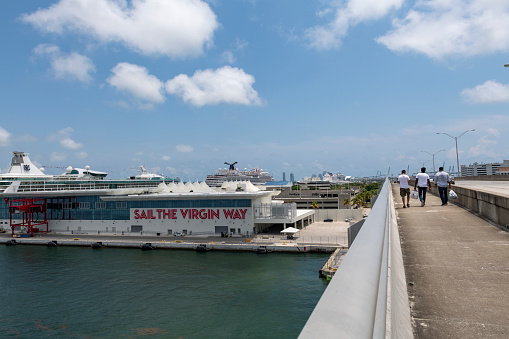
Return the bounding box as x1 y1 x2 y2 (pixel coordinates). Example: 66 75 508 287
14 180 161 192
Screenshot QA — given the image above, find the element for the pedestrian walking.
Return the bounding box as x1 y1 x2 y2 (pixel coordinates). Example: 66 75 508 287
414 167 432 207
398 169 411 208
435 166 452 205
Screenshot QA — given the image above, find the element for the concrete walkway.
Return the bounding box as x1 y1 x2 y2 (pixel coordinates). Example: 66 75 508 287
392 185 509 338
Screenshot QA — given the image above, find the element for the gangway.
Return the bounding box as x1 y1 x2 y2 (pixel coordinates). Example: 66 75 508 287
9 198 49 236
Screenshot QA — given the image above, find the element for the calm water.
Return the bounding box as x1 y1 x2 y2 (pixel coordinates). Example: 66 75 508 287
0 246 328 338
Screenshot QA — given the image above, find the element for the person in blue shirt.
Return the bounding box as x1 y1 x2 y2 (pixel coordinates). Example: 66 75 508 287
434 167 452 206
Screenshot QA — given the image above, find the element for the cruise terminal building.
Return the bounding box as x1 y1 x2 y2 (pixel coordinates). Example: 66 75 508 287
0 154 314 236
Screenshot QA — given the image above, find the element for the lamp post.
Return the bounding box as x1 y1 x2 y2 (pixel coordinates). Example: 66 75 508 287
436 129 475 177
421 149 445 175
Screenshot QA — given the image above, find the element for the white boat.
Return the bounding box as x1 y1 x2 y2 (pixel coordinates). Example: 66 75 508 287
0 152 178 195
205 162 274 187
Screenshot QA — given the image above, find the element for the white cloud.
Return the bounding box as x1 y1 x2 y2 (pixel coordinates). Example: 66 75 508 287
468 136 498 158
107 62 165 104
22 0 219 59
50 152 66 162
162 155 171 161
166 166 177 175
306 0 404 50
487 128 500 137
221 39 248 64
221 50 235 64
165 66 262 106
60 137 82 150
77 151 88 158
377 1 509 59
48 127 83 150
176 144 193 152
446 147 460 161
461 80 509 104
34 44 95 82
0 126 11 147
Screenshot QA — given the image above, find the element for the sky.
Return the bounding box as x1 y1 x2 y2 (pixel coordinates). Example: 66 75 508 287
1 0 509 181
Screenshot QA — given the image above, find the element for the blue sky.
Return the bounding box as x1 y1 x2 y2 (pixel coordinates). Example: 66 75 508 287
1 0 508 181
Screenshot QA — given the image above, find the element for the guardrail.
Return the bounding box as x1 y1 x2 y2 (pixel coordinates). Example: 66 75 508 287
299 178 412 338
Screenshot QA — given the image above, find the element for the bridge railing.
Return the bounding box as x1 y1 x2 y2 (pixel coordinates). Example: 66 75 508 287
299 178 412 339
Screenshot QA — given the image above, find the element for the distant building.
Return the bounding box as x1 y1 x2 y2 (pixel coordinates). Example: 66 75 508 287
496 160 509 175
263 181 293 190
290 173 295 183
282 172 286 181
461 161 503 176
274 188 353 209
296 179 332 190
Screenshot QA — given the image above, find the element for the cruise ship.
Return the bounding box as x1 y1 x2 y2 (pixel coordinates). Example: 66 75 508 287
205 162 274 187
0 152 309 237
0 152 179 195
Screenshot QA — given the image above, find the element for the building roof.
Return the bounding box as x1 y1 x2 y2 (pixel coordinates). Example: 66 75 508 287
264 181 291 186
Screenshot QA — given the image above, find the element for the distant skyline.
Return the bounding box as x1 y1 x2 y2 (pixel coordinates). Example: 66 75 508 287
1 1 509 180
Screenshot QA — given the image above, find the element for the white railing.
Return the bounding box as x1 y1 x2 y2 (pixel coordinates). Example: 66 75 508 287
299 178 413 339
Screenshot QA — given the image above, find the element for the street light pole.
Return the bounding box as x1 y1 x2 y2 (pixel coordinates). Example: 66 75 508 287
421 150 445 174
436 129 475 177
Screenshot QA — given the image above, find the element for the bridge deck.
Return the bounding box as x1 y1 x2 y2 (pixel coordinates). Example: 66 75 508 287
392 185 509 338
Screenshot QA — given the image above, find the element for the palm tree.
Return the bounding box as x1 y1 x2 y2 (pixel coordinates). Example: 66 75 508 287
364 190 373 202
352 194 363 208
343 198 351 207
311 201 319 209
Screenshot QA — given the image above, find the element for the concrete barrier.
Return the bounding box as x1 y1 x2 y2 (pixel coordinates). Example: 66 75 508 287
451 186 509 229
299 179 412 338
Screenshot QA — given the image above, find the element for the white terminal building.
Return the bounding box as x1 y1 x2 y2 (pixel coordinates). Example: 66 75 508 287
461 160 509 176
0 152 314 236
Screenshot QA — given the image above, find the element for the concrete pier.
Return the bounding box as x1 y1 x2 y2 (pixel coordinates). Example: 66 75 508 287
319 247 348 279
0 219 350 253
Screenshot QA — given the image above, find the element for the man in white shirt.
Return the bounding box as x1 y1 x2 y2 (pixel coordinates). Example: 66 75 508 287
414 167 432 207
435 167 452 206
397 169 411 208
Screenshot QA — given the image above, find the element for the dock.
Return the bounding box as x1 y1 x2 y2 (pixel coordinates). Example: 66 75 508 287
319 247 348 279
0 233 340 253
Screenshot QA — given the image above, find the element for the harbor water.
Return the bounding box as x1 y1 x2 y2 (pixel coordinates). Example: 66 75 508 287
0 246 329 338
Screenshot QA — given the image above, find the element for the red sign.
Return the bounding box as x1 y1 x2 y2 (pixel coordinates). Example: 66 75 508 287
133 208 248 220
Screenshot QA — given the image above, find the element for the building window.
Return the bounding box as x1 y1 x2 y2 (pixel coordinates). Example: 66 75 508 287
95 202 106 209
79 202 90 209
116 202 127 209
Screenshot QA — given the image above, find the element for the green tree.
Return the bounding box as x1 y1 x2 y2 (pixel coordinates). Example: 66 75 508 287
311 201 319 209
343 198 351 207
352 194 363 208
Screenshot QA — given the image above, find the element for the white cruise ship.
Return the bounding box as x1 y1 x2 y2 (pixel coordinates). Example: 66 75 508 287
205 162 274 187
0 152 178 195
